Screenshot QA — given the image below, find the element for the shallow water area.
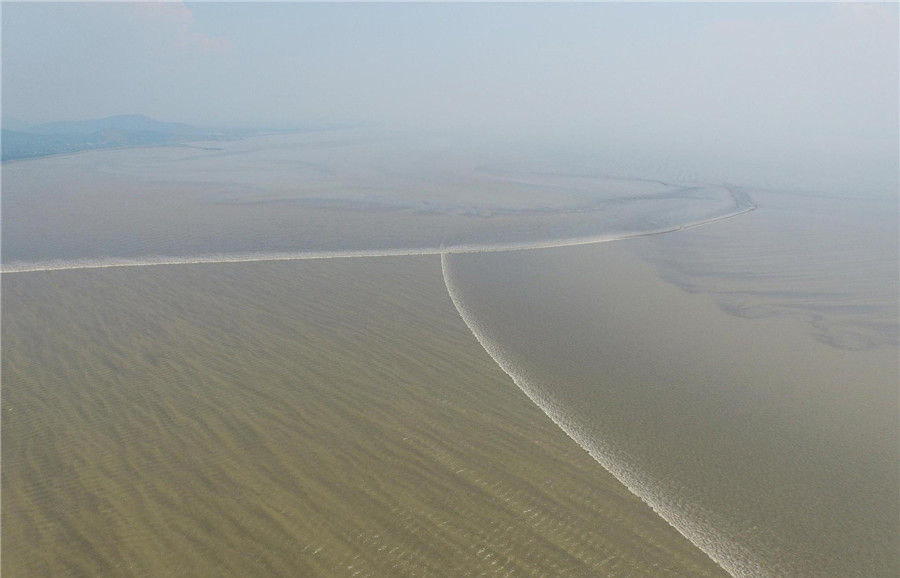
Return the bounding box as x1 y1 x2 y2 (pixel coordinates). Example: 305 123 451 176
634 189 899 351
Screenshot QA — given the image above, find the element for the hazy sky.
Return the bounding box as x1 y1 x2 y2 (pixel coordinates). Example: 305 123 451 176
2 2 897 193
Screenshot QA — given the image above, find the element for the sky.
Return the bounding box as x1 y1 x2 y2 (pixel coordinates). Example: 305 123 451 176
2 2 898 194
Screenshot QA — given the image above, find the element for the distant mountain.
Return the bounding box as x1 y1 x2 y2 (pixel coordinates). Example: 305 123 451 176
2 114 239 161
27 114 201 137
1 129 106 161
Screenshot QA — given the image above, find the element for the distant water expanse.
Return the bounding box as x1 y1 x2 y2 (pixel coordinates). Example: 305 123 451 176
3 131 897 577
2 130 752 271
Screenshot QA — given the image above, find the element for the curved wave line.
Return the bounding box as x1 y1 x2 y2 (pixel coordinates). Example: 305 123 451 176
439 250 757 578
1 202 754 274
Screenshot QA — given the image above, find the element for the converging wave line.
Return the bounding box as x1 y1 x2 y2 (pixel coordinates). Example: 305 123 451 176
3 187 760 574
439 250 750 578
1 202 754 274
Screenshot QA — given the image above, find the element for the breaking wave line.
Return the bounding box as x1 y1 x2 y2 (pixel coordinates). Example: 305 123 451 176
1 200 753 274
3 180 761 574
439 251 755 578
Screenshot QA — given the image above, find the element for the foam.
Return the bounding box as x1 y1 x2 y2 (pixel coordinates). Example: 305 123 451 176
440 250 758 578
1 201 754 274
2 186 763 574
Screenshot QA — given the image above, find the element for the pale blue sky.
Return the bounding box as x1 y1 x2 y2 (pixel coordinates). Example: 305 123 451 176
2 2 897 193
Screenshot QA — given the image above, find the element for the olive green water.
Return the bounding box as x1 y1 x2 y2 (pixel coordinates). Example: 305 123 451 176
2 256 729 578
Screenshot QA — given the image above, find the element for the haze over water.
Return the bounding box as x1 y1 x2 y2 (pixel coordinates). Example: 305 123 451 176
2 131 753 271
3 3 898 578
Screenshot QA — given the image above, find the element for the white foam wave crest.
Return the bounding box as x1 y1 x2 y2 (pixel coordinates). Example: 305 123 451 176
1 201 753 274
440 250 763 578
4 181 763 574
